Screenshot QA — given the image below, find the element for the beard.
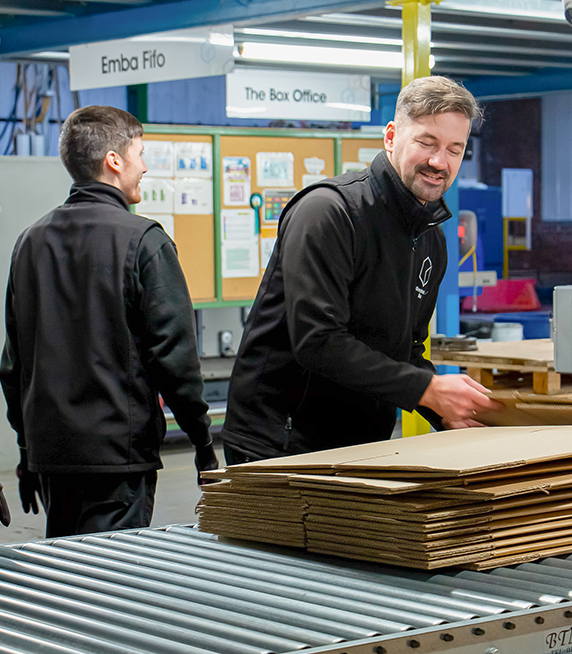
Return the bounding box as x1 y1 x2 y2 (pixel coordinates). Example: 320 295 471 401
404 163 451 203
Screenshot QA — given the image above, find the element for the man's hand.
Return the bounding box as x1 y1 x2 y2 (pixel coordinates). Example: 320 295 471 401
419 374 501 428
16 460 41 515
194 441 220 486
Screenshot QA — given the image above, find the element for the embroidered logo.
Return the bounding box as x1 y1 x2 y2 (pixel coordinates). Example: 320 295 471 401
415 256 433 299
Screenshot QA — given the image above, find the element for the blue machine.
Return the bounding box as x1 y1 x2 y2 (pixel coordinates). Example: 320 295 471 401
459 186 504 280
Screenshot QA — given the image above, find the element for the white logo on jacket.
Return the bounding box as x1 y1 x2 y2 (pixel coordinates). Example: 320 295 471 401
415 256 433 299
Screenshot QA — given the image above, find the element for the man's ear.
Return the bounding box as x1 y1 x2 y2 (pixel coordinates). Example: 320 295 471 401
104 150 121 174
384 121 396 153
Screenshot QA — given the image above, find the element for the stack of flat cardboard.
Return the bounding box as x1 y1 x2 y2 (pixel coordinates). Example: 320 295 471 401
197 474 308 547
198 426 572 570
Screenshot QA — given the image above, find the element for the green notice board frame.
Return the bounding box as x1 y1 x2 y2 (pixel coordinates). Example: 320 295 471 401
143 124 384 309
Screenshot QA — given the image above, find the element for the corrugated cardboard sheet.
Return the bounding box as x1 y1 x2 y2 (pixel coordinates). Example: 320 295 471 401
198 426 572 570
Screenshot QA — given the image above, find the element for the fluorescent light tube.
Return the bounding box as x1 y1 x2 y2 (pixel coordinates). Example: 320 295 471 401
238 42 403 69
238 27 403 47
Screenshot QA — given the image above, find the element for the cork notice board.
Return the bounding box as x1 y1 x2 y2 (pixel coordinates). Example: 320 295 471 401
341 138 384 172
142 133 215 303
220 135 335 301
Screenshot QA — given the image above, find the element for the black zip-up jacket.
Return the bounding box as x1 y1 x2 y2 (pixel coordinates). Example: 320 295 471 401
0 182 211 473
222 151 450 460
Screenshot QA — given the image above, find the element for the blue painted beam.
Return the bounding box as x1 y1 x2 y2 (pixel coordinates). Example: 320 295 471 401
436 180 460 374
465 68 572 100
437 179 460 339
0 0 382 57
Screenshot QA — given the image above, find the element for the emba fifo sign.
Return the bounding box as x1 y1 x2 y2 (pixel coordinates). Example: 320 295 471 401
70 26 234 91
101 50 166 74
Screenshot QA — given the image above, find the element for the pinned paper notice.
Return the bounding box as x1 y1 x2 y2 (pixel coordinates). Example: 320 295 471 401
175 141 212 178
221 208 256 241
257 152 294 188
222 240 260 278
223 156 251 206
261 236 277 270
174 177 213 214
143 141 174 177
139 178 175 213
304 157 325 174
221 209 259 277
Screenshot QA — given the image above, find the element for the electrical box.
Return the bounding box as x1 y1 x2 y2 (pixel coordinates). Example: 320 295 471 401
553 285 572 373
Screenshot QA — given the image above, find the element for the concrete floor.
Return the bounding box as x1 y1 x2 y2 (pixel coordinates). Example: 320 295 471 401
0 438 225 545
0 421 403 545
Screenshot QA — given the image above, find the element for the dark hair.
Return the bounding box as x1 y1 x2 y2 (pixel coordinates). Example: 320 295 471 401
395 76 483 126
59 105 143 182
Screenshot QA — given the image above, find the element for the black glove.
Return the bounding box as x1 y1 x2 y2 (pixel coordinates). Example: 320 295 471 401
194 440 219 486
0 483 11 527
16 450 41 515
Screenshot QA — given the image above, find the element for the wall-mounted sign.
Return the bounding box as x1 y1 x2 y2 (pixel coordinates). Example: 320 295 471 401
70 26 234 91
226 68 370 122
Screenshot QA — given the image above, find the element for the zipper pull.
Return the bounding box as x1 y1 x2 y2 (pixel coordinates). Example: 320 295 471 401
285 416 293 431
412 237 417 251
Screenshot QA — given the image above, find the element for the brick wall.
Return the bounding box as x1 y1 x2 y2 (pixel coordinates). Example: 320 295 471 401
479 97 572 283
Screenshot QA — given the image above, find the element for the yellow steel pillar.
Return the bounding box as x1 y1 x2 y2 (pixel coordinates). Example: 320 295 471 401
395 0 433 437
400 0 432 87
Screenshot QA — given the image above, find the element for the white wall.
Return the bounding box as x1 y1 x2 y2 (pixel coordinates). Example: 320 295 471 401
200 307 245 357
0 156 72 471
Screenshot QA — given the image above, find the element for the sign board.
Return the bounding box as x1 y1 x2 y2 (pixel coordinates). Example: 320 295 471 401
226 68 370 122
69 26 234 91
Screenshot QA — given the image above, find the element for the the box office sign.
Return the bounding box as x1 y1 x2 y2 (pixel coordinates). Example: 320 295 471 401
226 68 371 122
69 26 234 91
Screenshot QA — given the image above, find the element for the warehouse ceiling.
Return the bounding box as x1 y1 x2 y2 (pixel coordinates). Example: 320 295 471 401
1 0 571 83
234 0 572 81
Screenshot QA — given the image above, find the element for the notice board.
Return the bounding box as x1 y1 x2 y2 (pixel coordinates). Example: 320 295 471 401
142 126 384 307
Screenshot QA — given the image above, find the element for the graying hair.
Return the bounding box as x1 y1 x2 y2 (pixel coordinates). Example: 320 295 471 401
395 76 483 126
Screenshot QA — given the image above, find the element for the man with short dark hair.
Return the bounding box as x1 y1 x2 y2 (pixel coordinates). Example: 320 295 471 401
0 105 218 537
222 76 499 464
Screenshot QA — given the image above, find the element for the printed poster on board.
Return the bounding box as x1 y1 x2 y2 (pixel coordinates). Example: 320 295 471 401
223 156 251 206
256 152 294 188
142 141 174 177
175 141 213 178
220 208 259 278
174 177 213 214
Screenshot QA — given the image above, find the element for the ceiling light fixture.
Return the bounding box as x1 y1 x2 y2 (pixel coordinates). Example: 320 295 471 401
237 42 404 68
28 51 71 60
238 27 403 47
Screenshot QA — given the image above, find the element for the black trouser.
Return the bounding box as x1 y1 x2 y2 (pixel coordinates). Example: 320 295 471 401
39 470 157 538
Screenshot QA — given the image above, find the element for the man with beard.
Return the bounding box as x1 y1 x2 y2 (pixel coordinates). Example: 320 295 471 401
222 76 499 464
0 106 218 537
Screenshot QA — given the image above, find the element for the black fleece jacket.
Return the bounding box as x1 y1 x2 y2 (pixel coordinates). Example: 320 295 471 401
222 151 450 460
0 182 210 473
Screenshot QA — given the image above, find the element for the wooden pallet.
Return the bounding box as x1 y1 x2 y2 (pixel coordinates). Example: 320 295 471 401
432 338 566 395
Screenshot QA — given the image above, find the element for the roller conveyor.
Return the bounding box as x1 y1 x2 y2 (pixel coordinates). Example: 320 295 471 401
0 525 570 653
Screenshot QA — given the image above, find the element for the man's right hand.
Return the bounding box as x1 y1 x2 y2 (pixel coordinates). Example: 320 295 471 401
16 456 41 515
419 374 501 429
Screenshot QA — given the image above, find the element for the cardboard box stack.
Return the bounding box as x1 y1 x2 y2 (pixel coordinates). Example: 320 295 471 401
198 426 572 570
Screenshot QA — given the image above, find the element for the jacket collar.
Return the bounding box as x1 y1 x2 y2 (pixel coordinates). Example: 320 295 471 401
65 181 130 211
369 151 451 235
